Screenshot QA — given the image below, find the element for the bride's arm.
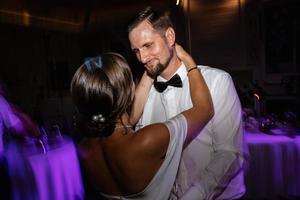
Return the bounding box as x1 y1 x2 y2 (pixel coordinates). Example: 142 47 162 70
176 44 214 148
129 71 153 125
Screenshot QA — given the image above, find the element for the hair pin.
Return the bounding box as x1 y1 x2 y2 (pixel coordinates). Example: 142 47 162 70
92 113 106 123
84 56 102 72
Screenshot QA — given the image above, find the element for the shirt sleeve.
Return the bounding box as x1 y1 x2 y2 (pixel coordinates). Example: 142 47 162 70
0 97 25 135
0 97 22 130
0 96 23 153
180 73 248 200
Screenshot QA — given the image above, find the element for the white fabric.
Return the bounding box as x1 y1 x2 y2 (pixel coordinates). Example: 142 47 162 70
245 133 300 199
137 64 248 200
99 114 187 200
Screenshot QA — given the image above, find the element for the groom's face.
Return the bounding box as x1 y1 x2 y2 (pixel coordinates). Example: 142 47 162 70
129 20 173 78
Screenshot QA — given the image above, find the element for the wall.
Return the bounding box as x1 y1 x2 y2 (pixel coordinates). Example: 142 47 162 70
0 24 81 130
184 0 299 115
0 22 137 131
187 0 247 69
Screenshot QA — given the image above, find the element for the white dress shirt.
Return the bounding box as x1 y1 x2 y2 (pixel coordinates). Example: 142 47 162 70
137 63 249 200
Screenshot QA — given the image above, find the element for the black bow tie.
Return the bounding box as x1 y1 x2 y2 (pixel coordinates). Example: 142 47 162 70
154 74 183 93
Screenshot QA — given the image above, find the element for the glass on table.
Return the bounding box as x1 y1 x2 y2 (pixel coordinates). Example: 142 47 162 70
39 124 64 150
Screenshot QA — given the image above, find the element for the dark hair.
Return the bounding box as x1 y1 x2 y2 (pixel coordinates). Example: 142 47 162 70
128 6 173 35
71 53 134 138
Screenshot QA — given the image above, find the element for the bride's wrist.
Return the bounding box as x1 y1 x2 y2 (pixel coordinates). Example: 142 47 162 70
187 67 198 74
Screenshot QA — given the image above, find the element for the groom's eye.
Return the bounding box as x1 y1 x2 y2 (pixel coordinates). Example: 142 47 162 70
144 42 153 49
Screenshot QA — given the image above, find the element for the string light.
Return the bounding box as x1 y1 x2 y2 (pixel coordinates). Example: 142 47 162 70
176 0 180 6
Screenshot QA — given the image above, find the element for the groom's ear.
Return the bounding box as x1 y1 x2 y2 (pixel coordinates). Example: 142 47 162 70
165 27 176 47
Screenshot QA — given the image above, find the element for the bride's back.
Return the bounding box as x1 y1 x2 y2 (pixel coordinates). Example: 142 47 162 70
76 124 169 196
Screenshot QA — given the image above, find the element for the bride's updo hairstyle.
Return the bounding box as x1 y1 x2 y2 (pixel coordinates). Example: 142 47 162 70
71 53 134 138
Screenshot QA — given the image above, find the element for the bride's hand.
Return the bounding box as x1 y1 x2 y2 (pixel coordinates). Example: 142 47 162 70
175 44 197 70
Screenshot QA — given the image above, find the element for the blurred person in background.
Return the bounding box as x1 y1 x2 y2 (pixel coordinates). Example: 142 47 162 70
0 80 41 199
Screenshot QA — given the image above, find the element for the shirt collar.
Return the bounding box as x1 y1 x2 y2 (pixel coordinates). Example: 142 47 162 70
157 62 188 82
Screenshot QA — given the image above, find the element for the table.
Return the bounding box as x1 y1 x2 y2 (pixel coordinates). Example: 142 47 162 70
245 132 300 199
5 136 85 200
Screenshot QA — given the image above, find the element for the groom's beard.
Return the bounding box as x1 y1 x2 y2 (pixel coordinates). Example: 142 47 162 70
146 49 173 78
